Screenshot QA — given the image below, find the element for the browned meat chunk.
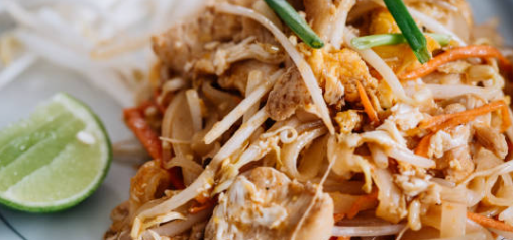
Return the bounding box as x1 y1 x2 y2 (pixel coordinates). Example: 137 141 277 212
266 67 312 121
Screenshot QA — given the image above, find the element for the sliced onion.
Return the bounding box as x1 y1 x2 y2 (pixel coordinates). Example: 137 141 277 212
332 224 405 237
215 3 335 134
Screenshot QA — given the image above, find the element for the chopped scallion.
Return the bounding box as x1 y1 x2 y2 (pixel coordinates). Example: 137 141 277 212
264 0 324 49
384 0 430 63
351 33 451 50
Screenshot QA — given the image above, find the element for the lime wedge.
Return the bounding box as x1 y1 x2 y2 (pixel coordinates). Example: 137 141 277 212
0 93 112 212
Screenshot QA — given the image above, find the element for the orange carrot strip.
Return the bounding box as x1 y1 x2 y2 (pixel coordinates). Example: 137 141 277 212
414 133 433 158
399 45 513 80
124 107 163 160
468 211 513 232
356 80 380 125
346 190 379 219
337 237 351 240
124 104 185 189
420 101 510 132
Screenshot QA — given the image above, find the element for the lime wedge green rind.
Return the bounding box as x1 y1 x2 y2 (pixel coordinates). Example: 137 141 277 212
0 93 112 212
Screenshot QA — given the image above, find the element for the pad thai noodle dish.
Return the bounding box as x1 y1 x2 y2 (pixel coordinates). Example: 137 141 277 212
105 0 513 239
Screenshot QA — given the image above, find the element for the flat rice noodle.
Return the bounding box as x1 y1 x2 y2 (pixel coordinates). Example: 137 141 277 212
484 175 513 206
441 178 485 207
372 168 406 223
297 134 328 181
282 127 327 180
440 202 466 238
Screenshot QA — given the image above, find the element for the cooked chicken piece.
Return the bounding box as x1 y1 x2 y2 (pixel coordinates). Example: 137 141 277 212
394 173 431 197
440 145 474 182
195 37 285 75
428 125 470 159
205 167 334 240
153 0 285 76
473 123 508 159
304 0 355 42
218 60 280 95
152 7 242 75
388 103 424 131
334 110 362 133
266 67 312 121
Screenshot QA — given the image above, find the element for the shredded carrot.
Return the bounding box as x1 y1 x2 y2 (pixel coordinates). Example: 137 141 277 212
468 211 513 232
346 189 379 219
336 237 350 240
399 45 513 80
124 103 185 189
124 106 163 160
420 100 511 133
414 133 433 158
356 80 380 125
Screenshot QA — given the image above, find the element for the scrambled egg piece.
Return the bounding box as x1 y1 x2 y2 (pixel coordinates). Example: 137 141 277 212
369 9 441 74
308 47 377 103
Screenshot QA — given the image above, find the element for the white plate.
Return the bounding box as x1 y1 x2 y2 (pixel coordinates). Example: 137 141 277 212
0 0 512 239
